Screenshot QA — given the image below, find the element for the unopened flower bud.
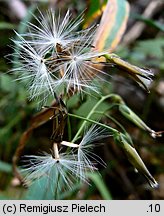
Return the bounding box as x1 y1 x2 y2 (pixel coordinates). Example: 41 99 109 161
114 132 158 188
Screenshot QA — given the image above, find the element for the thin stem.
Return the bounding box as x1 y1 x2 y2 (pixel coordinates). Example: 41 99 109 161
94 111 127 134
53 143 60 159
61 141 79 148
67 116 72 141
68 113 118 138
103 53 113 60
71 94 120 142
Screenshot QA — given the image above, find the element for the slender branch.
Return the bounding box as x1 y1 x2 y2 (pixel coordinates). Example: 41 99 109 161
53 143 60 159
68 113 118 142
94 111 127 134
71 94 121 142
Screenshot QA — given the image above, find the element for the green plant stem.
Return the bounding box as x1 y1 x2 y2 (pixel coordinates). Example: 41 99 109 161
71 94 121 143
67 116 72 141
94 111 127 134
87 172 112 200
68 112 118 134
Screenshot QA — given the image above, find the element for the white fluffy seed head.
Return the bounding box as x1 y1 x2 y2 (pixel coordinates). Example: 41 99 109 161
21 152 94 189
21 9 85 54
57 28 108 94
77 125 110 178
11 34 60 104
10 9 109 105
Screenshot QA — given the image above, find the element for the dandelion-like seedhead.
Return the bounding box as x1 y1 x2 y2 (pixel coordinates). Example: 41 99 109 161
21 125 109 190
21 152 93 189
77 125 109 178
23 9 85 54
10 9 108 104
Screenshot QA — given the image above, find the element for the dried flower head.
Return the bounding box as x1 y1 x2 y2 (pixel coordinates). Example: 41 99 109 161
21 152 91 190
69 125 109 179
10 9 108 104
21 125 109 190
20 9 85 54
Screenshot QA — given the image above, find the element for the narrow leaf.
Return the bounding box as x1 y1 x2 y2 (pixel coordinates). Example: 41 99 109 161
88 172 112 200
0 161 12 173
94 0 130 52
84 0 107 28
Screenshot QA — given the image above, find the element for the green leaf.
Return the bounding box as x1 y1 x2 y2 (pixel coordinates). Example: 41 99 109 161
88 172 112 200
94 0 130 52
0 22 16 30
24 169 67 200
0 74 16 92
134 15 164 32
24 177 55 200
67 94 81 109
75 96 109 119
0 161 12 173
134 38 164 59
84 0 107 28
